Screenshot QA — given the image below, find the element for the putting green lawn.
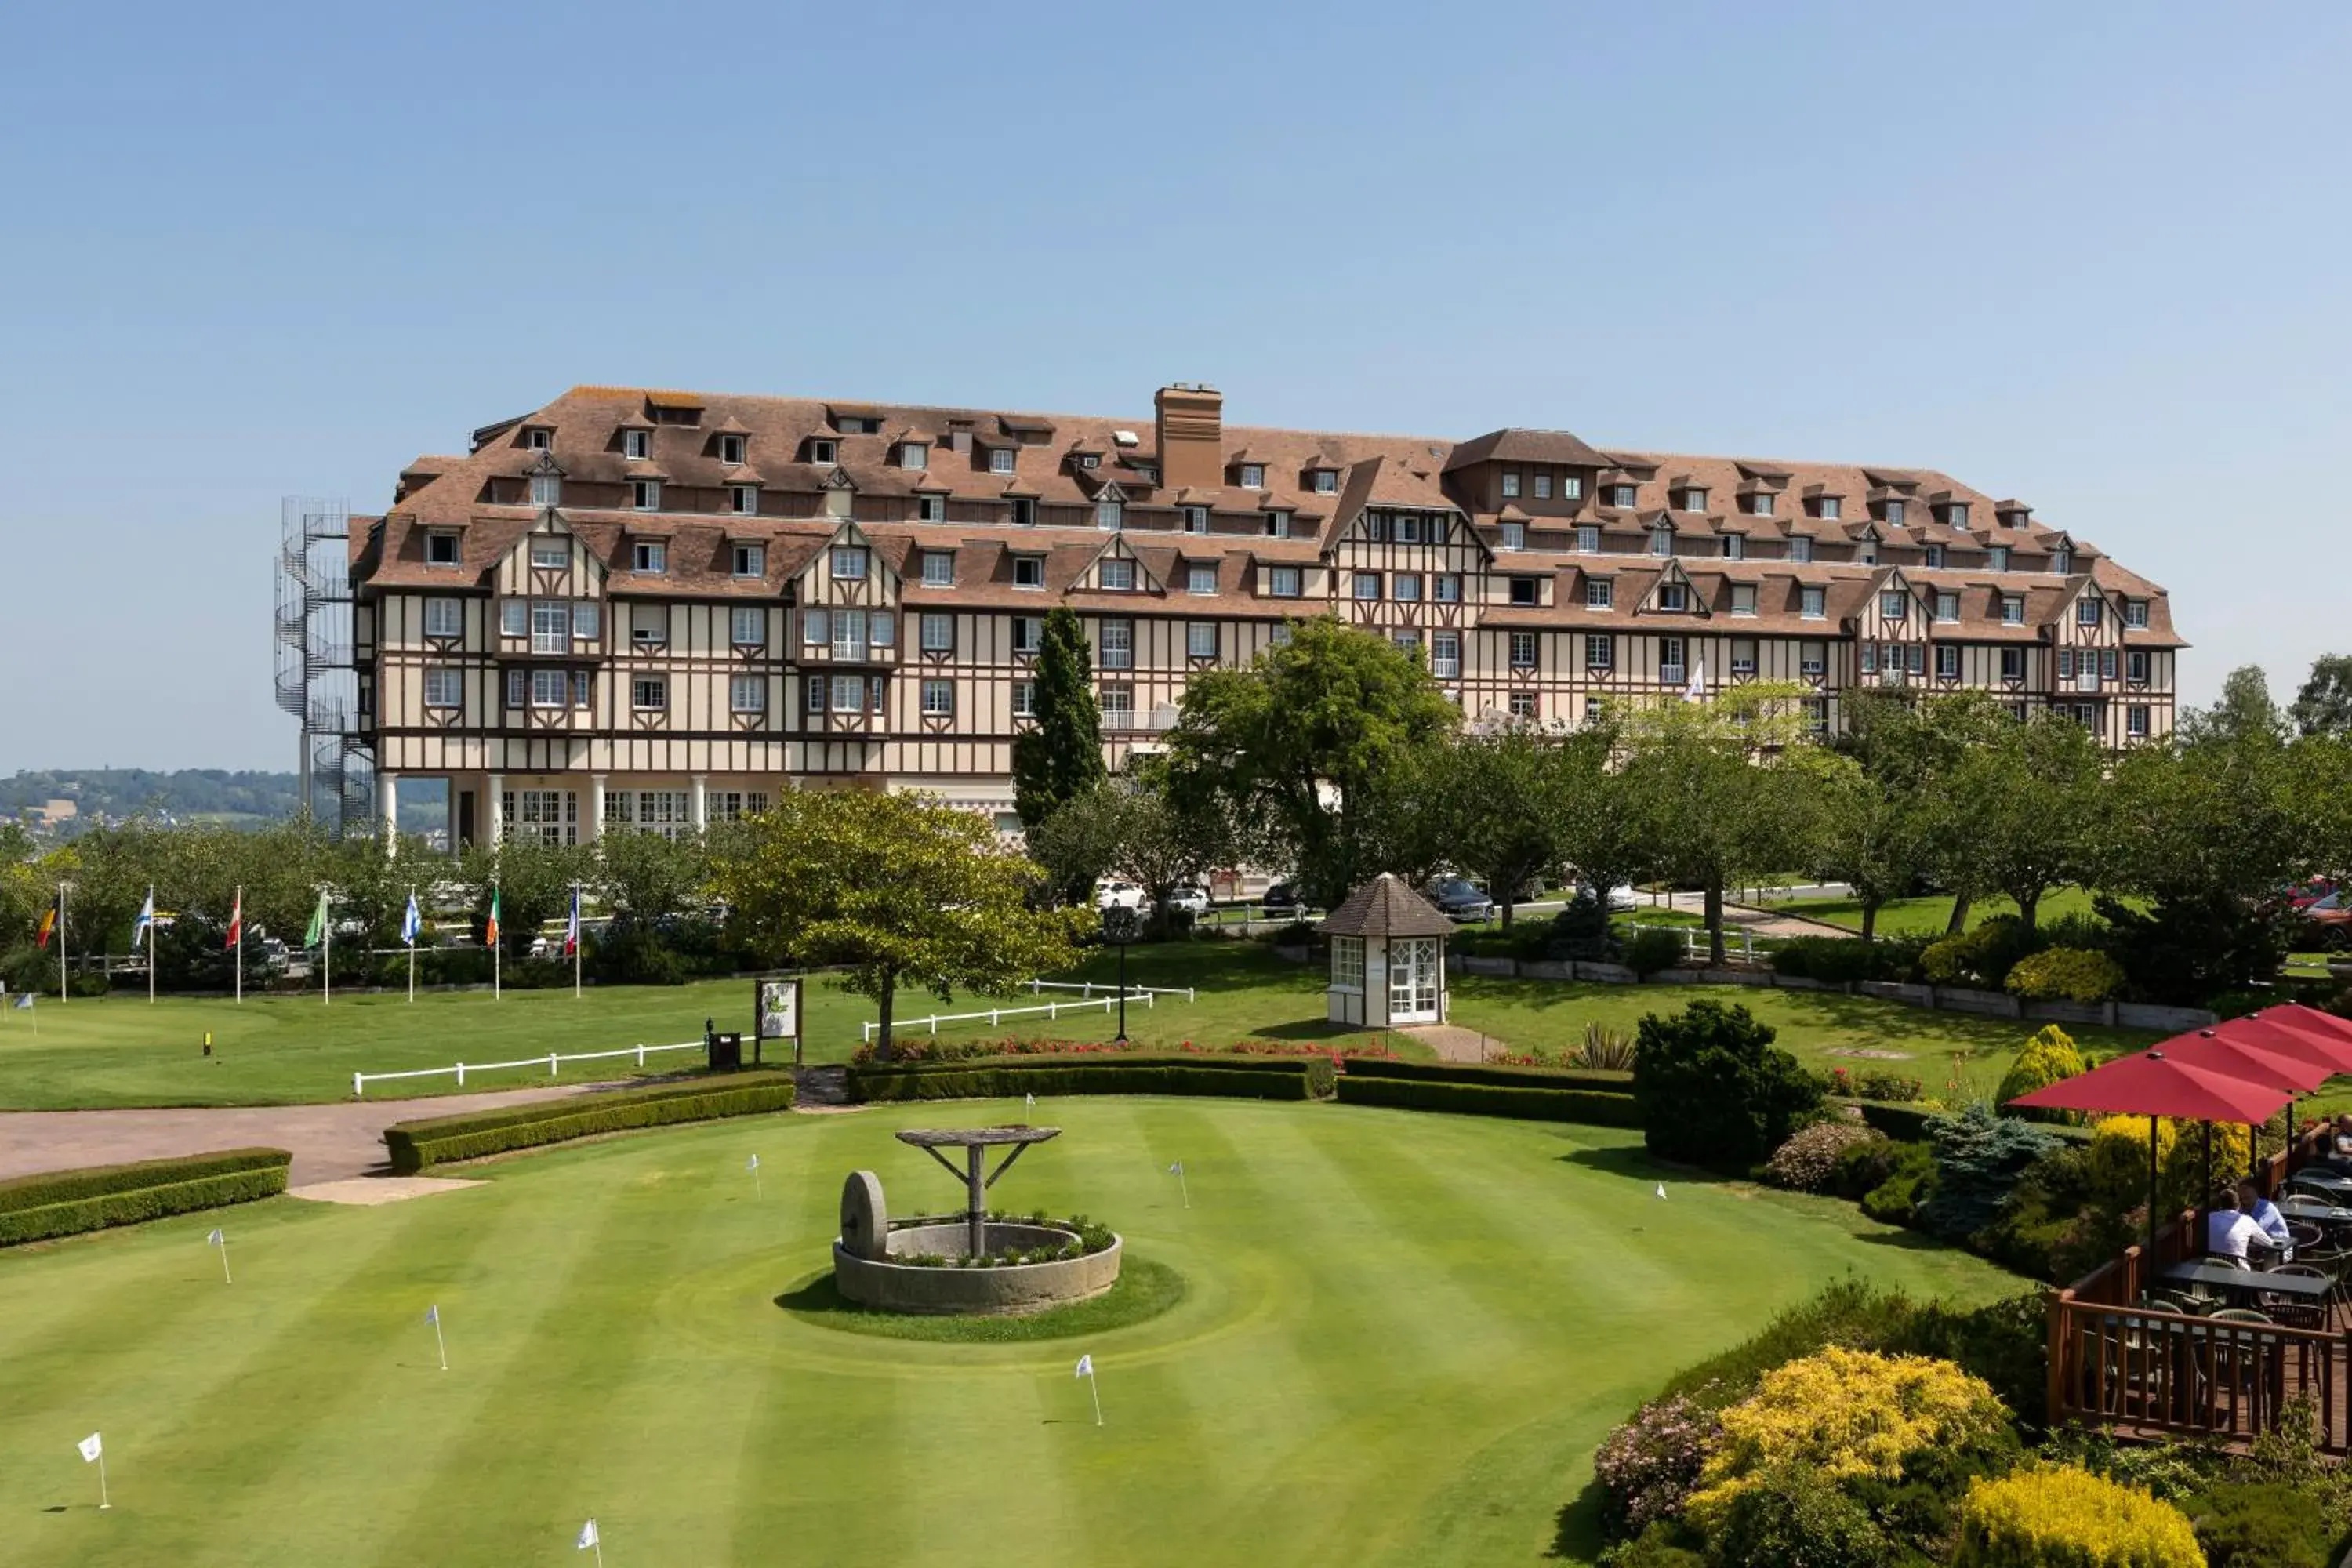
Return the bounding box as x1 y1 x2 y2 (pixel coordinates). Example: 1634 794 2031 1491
0 942 2154 1110
0 1098 2019 1566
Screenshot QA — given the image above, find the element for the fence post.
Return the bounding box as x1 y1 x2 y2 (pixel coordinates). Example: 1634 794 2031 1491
637 1044 646 1067
990 1010 1000 1027
931 1017 938 1036
456 1062 465 1087
1084 982 1094 999
1189 987 1196 1003
550 1052 559 1077
353 1072 364 1098
1050 1001 1058 1021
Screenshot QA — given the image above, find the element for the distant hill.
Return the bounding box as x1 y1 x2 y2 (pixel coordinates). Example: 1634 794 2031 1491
1 769 303 825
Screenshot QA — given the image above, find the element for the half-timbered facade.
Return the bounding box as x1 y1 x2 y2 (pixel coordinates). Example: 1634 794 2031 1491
343 382 2184 846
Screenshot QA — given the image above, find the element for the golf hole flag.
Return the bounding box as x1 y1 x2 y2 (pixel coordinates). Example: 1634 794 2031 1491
78 1432 102 1464
578 1518 600 1549
1074 1352 1102 1425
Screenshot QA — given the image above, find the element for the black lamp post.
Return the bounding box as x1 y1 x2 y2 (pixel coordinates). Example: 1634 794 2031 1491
1102 906 1139 1043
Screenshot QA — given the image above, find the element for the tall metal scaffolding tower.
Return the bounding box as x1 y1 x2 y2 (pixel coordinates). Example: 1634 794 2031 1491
274 496 369 834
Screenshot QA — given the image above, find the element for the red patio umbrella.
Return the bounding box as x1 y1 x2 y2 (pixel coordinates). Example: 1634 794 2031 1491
2260 1004 2352 1054
2009 1049 2296 1264
2216 1014 2352 1076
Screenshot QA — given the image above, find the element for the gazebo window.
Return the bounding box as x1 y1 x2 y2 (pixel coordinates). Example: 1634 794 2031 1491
1332 936 1364 991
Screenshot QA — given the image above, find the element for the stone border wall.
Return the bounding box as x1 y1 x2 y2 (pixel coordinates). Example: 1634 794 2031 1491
833 1227 1123 1316
1440 953 2216 1033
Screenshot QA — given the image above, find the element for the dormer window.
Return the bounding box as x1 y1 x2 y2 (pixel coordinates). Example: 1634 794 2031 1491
530 471 561 507
1500 521 1526 552
1723 534 1744 561
1013 554 1045 589
831 546 868 580
1925 544 1944 568
1940 502 1970 528
1676 487 1708 513
1239 463 1264 489
990 448 1015 475
1608 483 1637 508
1801 586 1826 619
810 438 837 464
1182 506 1209 534
2002 594 2025 624
1011 497 1036 527
1562 474 1584 501
1883 499 1906 527
720 434 747 466
1935 590 1960 621
1816 496 1842 521
632 480 661 510
916 495 945 523
1309 468 1338 494
633 539 666 575
530 537 568 569
1265 510 1291 539
2125 598 2150 629
1744 493 1773 517
1076 453 1099 470
1099 558 1135 591
624 430 652 460
1095 499 1123 531
731 485 759 516
2051 547 2072 575
921 552 953 587
1188 564 1217 595
1585 578 1613 610
901 441 929 471
1731 583 1758 616
1650 526 1674 557
1789 535 1813 564
1857 539 1878 566
524 427 551 450
1657 583 1688 612
425 530 461 567
1989 546 2010 572
2077 597 2102 626
1576 524 1599 552
732 543 765 578
1534 474 1552 500
1131 463 1159 485
1501 472 1522 499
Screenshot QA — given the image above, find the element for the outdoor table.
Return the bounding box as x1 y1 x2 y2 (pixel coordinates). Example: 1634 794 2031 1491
2160 1260 2330 1305
2288 1168 2352 1192
2278 1195 2352 1228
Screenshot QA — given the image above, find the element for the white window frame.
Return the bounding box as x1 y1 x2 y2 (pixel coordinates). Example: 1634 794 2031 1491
1533 474 1552 500
1187 622 1218 659
1098 619 1134 670
1182 506 1208 534
1435 574 1461 603
426 530 460 567
1788 535 1813 564
922 552 954 586
1990 546 2011 572
1353 572 1381 601
831 546 868 581
529 537 568 569
1657 583 1688 612
532 668 575 710
1014 554 1045 589
803 608 829 646
900 441 929 471
1187 564 1217 595
632 480 661 511
2002 595 2025 625
731 606 765 648
920 677 954 717
632 540 666 574
1881 590 1908 620
1269 567 1302 598
1935 591 1959 622
1730 637 1758 677
1585 633 1613 671
2077 598 2102 626
1012 616 1042 655
1095 500 1123 530
423 666 463 710
1936 644 1961 679
1509 630 1537 669
1012 679 1036 718
1099 558 1136 591
500 599 527 638
1501 471 1522 498
1730 584 1757 617
1500 521 1526 552
2125 599 2150 629
990 446 1015 474
631 675 667 711
1818 497 1842 521
1332 935 1364 991
1432 631 1461 680
731 485 759 516
1311 470 1337 494
424 597 463 639
623 429 651 459
531 599 567 654
731 543 764 578
1239 463 1264 489
1393 572 1422 602
920 612 954 653
1800 586 1826 620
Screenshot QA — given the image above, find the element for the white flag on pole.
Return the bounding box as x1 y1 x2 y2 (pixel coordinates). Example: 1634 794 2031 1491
1073 1353 1093 1379
423 1303 439 1325
78 1432 103 1463
1167 1162 1183 1175
746 1154 760 1172
577 1518 600 1549
206 1228 224 1245
1025 1091 1036 1109
1655 1183 1668 1200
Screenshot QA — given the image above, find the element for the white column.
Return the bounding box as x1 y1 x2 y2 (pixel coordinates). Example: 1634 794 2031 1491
690 773 708 830
589 774 607 844
487 771 504 849
379 771 399 858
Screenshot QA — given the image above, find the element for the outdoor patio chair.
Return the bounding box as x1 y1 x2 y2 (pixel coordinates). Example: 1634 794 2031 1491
2258 1265 2333 1330
2288 1220 2326 1253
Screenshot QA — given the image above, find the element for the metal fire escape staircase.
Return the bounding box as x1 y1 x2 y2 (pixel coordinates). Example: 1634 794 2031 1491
274 497 369 833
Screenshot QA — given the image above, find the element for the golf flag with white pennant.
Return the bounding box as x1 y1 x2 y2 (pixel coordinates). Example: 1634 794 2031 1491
131 887 155 944
77 1432 102 1464
13 992 31 1011
1074 1352 1102 1425
747 1151 762 1199
424 1303 438 1324
1655 1183 1668 1200
1167 1160 1190 1207
424 1301 448 1370
206 1228 223 1243
747 1154 760 1172
578 1518 600 1549
1073 1353 1091 1377
303 888 329 948
1167 1162 1183 1175
207 1225 231 1282
401 892 422 947
1025 1091 1036 1109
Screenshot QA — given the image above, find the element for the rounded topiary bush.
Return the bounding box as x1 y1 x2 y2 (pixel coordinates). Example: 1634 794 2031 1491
1996 1025 2088 1122
1953 1465 2202 1568
1763 1121 1886 1193
2005 948 2125 1004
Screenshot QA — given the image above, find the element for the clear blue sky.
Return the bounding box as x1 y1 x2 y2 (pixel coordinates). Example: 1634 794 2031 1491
2 2 2344 771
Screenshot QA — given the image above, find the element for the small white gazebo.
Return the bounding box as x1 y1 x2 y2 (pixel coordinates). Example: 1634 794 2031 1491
1316 873 1454 1029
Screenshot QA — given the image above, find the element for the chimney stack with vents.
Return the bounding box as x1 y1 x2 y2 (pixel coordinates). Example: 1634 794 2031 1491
1154 383 1223 491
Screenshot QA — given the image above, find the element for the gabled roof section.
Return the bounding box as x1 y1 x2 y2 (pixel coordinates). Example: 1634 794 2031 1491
1069 530 1168 595
1636 557 1709 617
800 518 901 589
1443 427 1610 472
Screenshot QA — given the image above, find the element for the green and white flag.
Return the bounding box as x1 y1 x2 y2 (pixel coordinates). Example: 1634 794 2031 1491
303 889 330 949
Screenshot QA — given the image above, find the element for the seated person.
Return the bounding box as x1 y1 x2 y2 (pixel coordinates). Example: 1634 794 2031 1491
2334 1116 2352 1161
2240 1180 2294 1257
2206 1189 2277 1264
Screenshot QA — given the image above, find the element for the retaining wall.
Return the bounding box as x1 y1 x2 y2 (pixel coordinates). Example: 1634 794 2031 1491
832 1226 1123 1316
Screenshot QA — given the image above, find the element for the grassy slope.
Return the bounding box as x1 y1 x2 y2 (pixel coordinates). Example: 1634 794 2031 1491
0 1099 2016 1568
0 941 2152 1110
1759 887 2104 938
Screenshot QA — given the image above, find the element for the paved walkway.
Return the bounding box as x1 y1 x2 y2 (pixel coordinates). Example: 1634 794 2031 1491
1398 1025 1509 1065
0 1084 599 1187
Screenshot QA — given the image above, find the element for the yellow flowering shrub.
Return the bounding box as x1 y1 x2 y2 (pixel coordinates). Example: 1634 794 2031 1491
1685 1348 2010 1524
1953 1465 2204 1567
2086 1116 2250 1218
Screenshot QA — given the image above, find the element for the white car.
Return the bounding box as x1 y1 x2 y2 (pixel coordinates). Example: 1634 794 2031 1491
1094 881 1149 913
1163 885 1210 917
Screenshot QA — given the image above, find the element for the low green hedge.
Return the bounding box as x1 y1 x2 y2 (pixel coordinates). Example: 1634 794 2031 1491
384 1071 797 1173
1854 1102 1944 1142
0 1147 292 1246
1341 1058 1635 1093
849 1054 1330 1103
1334 1075 1642 1127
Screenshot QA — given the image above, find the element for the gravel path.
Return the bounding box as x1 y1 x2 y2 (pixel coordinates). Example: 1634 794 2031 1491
0 1083 599 1187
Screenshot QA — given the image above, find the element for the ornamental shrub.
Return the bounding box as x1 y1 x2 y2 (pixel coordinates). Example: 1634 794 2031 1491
1763 1122 1886 1193
1686 1348 2013 1526
1592 1395 1722 1541
1922 915 2044 990
1624 926 1688 978
1769 933 1933 985
2186 1479 2336 1568
2005 947 2126 1005
1953 1466 2203 1568
1996 1025 2088 1123
1918 1105 2063 1244
1708 1463 1889 1568
1859 1142 1938 1225
1632 1001 1823 1171
2085 1114 2251 1219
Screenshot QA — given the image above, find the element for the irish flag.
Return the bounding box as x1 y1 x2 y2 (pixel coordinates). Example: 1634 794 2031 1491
485 889 502 948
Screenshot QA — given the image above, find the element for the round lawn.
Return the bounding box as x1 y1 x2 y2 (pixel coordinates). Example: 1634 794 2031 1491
0 1100 2017 1566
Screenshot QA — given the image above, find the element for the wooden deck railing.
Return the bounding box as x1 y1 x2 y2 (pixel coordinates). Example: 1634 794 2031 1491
2046 1120 2352 1450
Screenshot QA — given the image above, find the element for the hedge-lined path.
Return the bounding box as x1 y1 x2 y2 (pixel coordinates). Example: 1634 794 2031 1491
0 1084 597 1187
1399 1025 1508 1064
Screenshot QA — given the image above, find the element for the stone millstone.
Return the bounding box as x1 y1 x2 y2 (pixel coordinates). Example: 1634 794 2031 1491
840 1170 888 1261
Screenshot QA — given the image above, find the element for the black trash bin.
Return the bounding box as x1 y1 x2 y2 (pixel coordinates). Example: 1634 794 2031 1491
708 1031 743 1072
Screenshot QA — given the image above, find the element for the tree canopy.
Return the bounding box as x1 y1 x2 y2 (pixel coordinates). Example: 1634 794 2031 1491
1011 607 1106 836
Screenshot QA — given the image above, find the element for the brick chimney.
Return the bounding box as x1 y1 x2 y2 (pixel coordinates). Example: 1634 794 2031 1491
1154 383 1223 491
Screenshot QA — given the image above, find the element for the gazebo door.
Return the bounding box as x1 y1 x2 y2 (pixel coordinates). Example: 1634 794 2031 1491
1388 938 1439 1023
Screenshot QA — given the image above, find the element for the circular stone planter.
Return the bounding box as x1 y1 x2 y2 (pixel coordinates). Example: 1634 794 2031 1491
832 1221 1124 1316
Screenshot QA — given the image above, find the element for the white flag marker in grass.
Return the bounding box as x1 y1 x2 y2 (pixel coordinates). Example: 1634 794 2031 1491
747 1152 762 1201
1024 1091 1036 1109
77 1432 108 1510
1655 1183 1668 1201
1074 1352 1102 1426
424 1303 448 1371
206 1227 230 1284
1167 1160 1190 1210
577 1517 603 1563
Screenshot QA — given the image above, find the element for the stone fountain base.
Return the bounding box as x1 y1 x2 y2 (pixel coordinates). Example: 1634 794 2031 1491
833 1221 1123 1316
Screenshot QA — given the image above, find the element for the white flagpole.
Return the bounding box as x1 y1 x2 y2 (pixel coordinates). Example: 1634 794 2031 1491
1174 1163 1190 1209
96 1451 109 1511
431 1311 448 1371
147 886 156 1005
323 904 332 1007
408 887 416 1005
572 882 583 1000
56 882 67 1006
212 1229 232 1284
1087 1365 1103 1427
234 885 243 1005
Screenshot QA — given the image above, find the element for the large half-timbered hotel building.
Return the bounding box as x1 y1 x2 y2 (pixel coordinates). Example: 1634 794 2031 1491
345 382 2183 848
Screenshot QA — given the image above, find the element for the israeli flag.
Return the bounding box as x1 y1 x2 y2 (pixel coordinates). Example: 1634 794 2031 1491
401 893 422 948
132 888 156 942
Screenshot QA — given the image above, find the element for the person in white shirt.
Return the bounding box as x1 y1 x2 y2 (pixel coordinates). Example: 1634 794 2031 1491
2240 1181 2294 1257
2205 1189 2277 1263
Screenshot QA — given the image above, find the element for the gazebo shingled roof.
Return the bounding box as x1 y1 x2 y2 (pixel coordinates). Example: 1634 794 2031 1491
1316 873 1455 940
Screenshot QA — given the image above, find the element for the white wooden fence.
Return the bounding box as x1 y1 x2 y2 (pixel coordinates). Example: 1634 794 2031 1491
858 982 1197 1046
351 1039 704 1098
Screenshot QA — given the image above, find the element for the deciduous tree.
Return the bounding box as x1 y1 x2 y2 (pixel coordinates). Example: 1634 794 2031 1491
2290 653 2352 739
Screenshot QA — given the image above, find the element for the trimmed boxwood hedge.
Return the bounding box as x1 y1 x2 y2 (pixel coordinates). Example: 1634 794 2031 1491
384 1071 797 1174
1339 1058 1635 1094
849 1054 1330 1103
0 1147 292 1246
1333 1075 1642 1127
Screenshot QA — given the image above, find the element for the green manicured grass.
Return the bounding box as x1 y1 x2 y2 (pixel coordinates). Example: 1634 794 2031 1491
0 941 2152 1110
0 1098 2018 1566
1760 886 2107 938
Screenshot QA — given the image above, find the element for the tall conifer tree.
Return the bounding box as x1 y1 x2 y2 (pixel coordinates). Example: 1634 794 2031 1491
1012 607 1106 832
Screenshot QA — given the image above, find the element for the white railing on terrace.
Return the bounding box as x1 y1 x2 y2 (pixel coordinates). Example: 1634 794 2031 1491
1628 921 1757 963
351 1038 704 1098
859 982 1196 1046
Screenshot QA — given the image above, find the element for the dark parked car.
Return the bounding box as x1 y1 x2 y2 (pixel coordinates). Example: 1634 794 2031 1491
1261 883 1303 916
1424 877 1495 923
